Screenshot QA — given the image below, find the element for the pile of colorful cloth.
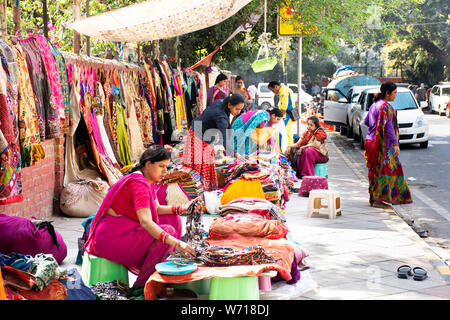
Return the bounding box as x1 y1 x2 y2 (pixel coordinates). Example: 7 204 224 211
220 155 292 209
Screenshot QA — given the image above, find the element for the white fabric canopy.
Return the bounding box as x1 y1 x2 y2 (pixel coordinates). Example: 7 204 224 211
68 0 252 42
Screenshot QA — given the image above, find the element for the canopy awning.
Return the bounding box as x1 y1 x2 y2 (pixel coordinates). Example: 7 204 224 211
68 0 252 42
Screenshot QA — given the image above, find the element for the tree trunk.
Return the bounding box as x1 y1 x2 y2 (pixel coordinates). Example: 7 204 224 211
416 39 450 73
13 2 21 35
73 0 81 54
85 0 90 56
0 1 6 41
43 0 48 39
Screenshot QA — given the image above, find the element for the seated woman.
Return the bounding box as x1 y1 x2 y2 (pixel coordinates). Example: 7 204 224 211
231 107 284 155
84 145 203 288
286 116 328 179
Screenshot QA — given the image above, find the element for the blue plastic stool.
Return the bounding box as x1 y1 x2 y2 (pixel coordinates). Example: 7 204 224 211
81 252 129 287
209 276 259 300
314 163 328 178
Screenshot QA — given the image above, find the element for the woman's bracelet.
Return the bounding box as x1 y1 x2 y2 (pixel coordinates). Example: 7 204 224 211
158 231 169 244
173 239 180 250
171 205 183 215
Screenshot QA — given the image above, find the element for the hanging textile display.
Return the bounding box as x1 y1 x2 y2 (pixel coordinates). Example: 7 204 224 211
10 45 45 168
0 50 22 204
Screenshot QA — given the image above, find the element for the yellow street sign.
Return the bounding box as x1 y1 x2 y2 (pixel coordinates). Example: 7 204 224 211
278 3 318 36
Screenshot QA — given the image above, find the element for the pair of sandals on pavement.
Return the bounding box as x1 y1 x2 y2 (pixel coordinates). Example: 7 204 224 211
397 265 428 281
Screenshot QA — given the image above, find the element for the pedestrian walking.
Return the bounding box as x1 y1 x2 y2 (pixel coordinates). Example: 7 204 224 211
363 82 413 207
416 83 426 104
247 82 258 110
83 145 203 288
268 81 297 146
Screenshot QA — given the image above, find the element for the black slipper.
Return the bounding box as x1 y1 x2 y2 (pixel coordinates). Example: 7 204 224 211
397 265 412 279
412 267 428 281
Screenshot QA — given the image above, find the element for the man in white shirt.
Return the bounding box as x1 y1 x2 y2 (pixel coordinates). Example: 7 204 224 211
247 82 258 110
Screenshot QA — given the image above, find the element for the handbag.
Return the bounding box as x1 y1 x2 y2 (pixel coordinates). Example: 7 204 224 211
287 107 300 121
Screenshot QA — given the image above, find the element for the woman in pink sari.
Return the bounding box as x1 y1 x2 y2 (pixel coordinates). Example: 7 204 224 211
84 145 202 288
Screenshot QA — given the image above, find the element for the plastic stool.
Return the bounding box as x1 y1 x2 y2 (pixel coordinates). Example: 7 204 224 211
171 279 211 296
314 163 328 178
81 252 129 287
307 190 342 219
209 276 259 300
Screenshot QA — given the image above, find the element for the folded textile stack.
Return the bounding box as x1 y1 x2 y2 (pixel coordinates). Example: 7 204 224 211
179 168 204 200
224 158 288 207
219 197 286 224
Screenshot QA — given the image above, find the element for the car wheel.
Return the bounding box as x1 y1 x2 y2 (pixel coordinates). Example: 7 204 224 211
340 126 347 136
346 126 353 138
346 118 353 138
260 102 271 110
419 141 428 148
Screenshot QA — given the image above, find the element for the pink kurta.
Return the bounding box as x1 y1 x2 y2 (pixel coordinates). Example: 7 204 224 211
84 173 182 286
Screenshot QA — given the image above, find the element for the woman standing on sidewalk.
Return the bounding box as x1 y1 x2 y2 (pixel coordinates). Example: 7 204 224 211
364 82 412 207
84 145 203 288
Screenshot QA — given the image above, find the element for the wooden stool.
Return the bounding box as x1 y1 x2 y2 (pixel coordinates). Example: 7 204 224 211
307 190 342 219
299 176 328 197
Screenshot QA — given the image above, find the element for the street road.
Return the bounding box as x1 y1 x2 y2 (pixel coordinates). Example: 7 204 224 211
329 111 450 263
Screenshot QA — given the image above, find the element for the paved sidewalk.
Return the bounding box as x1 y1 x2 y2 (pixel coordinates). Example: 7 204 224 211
51 133 450 300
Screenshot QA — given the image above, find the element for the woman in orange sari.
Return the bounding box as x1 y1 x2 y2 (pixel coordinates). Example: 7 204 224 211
286 116 328 179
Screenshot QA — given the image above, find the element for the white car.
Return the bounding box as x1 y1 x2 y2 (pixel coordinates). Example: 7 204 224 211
257 82 312 110
346 85 380 138
353 86 429 148
429 82 450 117
323 75 380 136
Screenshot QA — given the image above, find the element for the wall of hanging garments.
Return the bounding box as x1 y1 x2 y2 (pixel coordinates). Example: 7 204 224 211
62 52 206 187
0 33 207 209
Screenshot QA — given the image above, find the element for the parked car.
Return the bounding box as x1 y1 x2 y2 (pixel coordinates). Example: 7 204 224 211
323 74 380 135
353 86 429 149
256 82 312 110
346 85 380 138
429 82 450 116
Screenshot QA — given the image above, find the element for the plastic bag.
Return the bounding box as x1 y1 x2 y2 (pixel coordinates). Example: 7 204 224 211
204 190 223 215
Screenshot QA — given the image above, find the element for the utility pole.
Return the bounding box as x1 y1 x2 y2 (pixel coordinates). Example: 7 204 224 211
297 35 302 138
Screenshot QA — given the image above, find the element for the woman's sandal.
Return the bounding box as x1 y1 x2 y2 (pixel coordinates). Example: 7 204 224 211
397 265 412 279
371 201 392 209
412 267 428 281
